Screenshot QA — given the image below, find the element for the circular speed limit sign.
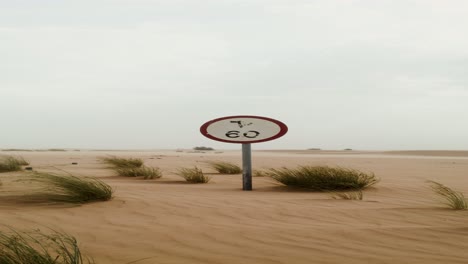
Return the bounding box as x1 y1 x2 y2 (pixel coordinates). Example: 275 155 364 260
200 115 288 144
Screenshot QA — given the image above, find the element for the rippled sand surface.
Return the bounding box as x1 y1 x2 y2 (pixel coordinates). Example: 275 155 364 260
1 150 468 263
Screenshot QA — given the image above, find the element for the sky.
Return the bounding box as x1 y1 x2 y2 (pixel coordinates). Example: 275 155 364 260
1 0 467 150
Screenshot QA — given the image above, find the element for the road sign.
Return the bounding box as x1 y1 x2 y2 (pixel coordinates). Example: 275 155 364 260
200 115 288 191
200 115 288 144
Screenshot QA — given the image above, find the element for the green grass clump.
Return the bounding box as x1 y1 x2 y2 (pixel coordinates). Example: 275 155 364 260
0 156 29 173
428 180 467 210
101 156 143 168
102 156 160 180
177 167 211 183
116 166 162 179
207 161 242 174
268 166 378 191
26 173 114 204
331 191 363 200
0 227 94 264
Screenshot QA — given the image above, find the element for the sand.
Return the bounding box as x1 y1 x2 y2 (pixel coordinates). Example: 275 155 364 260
1 149 468 264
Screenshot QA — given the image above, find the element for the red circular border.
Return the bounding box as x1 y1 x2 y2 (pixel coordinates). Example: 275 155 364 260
200 115 288 144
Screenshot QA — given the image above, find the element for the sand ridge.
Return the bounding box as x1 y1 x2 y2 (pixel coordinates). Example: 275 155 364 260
1 150 468 263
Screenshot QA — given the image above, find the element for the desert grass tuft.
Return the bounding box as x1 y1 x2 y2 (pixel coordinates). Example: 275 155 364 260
0 156 29 173
253 169 269 177
428 180 467 210
24 173 114 204
268 166 378 191
12 156 29 166
331 190 363 200
0 227 95 264
116 166 162 179
177 167 210 183
101 156 143 168
207 161 242 174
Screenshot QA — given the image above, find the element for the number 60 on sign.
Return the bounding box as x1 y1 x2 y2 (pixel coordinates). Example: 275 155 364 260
200 115 288 144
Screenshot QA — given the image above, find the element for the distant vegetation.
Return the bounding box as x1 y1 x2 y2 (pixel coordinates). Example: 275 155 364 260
207 161 242 174
428 180 467 210
267 166 378 191
0 227 95 264
0 156 29 173
177 167 211 183
1 149 33 152
47 148 67 152
193 146 214 151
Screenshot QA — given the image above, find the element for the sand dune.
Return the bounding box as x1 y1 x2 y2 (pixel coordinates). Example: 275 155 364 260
1 150 468 263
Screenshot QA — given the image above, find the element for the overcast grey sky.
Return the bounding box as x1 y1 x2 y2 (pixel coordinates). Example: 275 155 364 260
1 0 467 150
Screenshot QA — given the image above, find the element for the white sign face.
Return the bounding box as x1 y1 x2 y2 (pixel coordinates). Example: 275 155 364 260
200 115 288 144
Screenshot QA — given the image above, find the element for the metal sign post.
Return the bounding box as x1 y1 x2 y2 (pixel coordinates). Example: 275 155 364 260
200 115 288 191
242 143 252 191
